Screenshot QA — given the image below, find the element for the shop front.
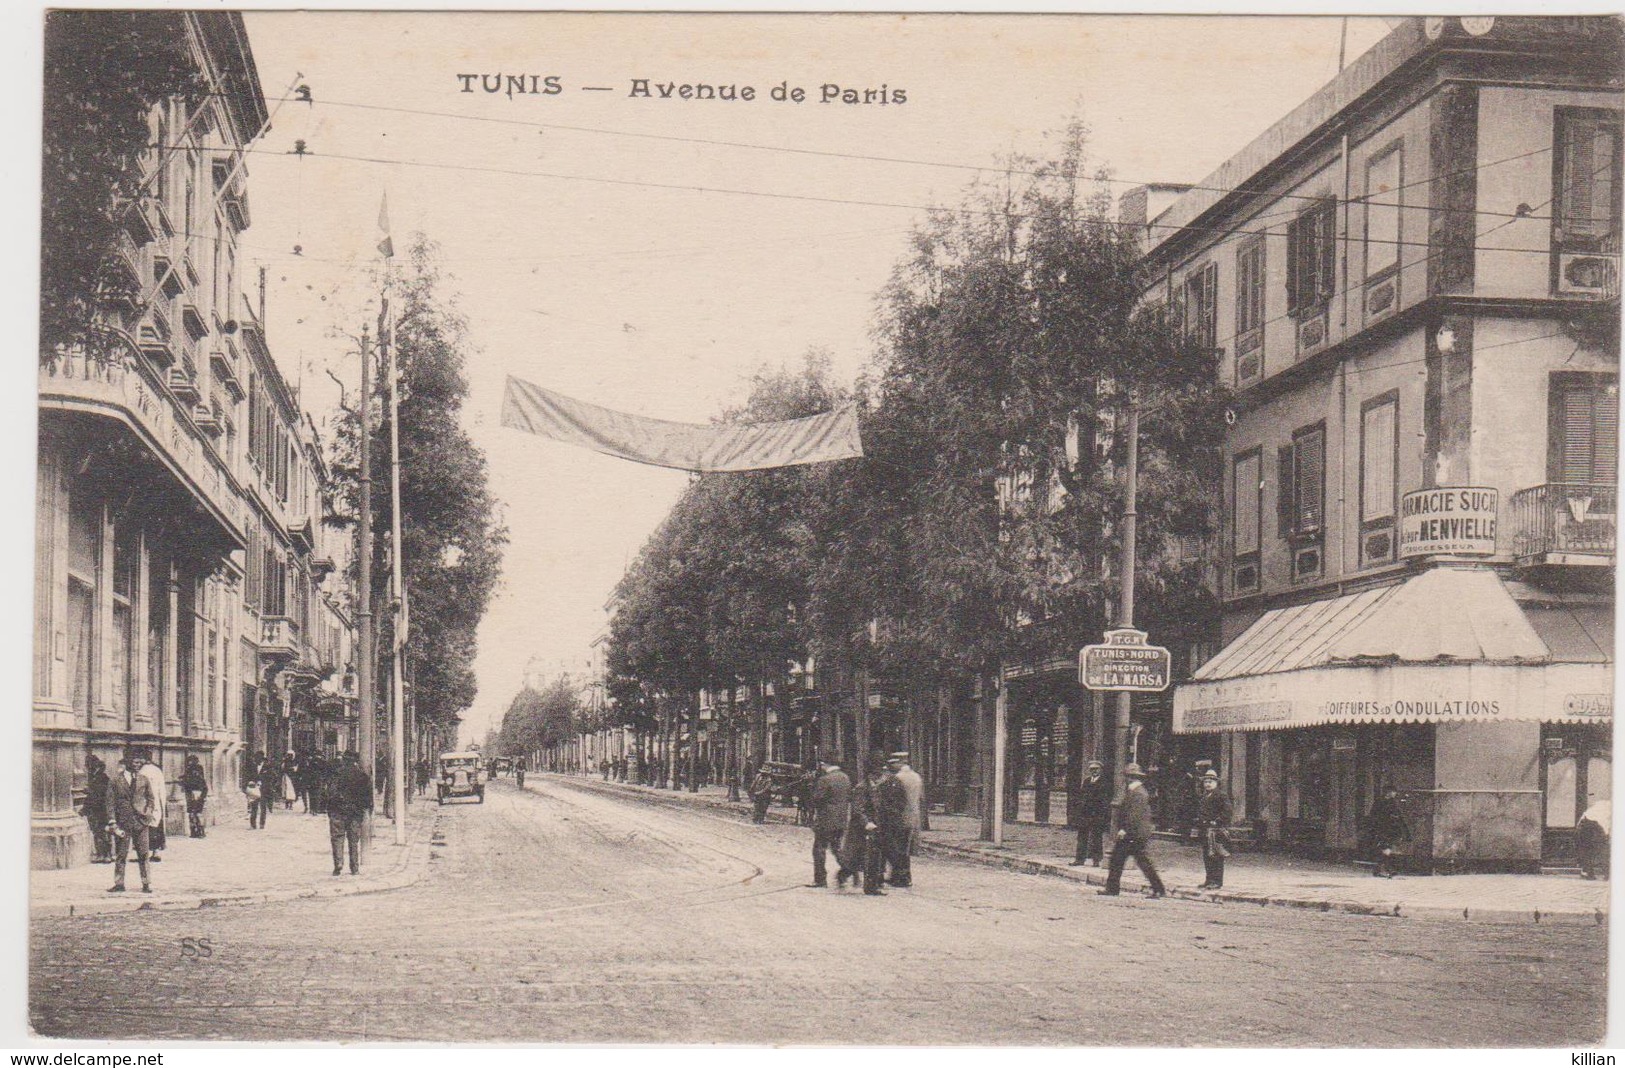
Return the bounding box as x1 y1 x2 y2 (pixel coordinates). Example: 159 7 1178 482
1174 567 1612 870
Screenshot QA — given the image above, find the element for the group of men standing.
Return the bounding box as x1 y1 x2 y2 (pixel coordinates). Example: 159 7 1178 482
807 751 923 895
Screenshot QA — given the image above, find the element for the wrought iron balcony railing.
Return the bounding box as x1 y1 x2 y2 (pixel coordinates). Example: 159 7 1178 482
1510 482 1616 565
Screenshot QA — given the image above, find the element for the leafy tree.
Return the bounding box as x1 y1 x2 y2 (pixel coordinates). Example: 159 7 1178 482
41 11 200 360
326 236 507 740
495 676 582 759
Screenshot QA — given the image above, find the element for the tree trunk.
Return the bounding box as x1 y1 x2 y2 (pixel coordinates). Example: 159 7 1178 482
855 666 871 776
752 676 768 767
726 685 741 801
687 699 699 792
978 660 998 841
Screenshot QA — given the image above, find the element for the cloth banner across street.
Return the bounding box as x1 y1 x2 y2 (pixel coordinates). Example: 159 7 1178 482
500 375 864 472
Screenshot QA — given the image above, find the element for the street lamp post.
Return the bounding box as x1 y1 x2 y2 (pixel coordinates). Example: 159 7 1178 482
1111 400 1140 822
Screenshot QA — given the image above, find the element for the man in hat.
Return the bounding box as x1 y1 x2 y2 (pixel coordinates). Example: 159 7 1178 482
889 752 924 854
1071 759 1112 867
808 758 852 888
848 754 890 895
1100 763 1166 898
879 752 920 887
1195 768 1233 890
105 749 157 893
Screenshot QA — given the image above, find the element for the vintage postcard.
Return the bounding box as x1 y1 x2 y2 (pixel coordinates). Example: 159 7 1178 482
24 7 1617 1049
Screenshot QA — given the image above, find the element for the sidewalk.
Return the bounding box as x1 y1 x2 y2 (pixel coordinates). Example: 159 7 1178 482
31 798 436 918
545 772 1611 925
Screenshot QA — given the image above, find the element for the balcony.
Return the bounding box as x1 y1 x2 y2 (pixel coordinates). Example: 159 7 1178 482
167 362 201 404
1511 483 1616 567
192 400 222 438
38 351 246 544
210 340 244 402
138 308 174 367
260 616 301 661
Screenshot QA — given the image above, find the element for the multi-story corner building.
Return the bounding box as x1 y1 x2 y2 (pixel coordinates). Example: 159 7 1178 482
34 12 354 868
1150 16 1619 870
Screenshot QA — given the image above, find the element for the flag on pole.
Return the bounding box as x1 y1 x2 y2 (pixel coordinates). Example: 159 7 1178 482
501 375 864 471
377 192 394 259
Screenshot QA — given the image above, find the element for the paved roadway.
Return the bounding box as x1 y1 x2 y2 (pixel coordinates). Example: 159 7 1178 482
31 778 1607 1045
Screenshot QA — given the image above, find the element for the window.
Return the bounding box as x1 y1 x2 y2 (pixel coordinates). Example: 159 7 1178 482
1231 449 1262 593
1554 109 1622 252
1360 393 1399 566
1235 238 1265 344
1182 262 1218 352
1278 424 1327 538
1365 144 1402 279
1550 374 1619 485
67 492 100 723
1286 200 1337 316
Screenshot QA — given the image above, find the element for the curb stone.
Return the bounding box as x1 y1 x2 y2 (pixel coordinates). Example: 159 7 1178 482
33 810 437 920
545 774 1607 926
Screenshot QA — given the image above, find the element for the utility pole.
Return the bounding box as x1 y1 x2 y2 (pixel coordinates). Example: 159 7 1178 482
357 326 375 836
384 293 408 845
1111 400 1140 822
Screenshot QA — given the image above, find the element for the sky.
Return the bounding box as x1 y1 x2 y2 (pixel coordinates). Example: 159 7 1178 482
232 12 1394 745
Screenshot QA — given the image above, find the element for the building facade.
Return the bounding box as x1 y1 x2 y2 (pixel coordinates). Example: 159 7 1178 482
34 13 354 868
1147 16 1619 869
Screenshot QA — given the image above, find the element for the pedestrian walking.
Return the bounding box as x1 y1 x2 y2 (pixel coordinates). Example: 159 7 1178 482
328 750 374 876
807 759 852 888
1363 784 1409 878
1071 760 1111 867
245 751 272 829
182 754 209 839
1195 769 1232 889
880 753 917 887
516 760 526 789
601 758 610 781
848 755 889 895
1099 763 1166 898
137 748 167 862
84 755 112 863
106 749 157 894
414 757 431 798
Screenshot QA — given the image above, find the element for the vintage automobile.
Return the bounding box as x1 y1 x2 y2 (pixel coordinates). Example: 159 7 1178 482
437 751 486 805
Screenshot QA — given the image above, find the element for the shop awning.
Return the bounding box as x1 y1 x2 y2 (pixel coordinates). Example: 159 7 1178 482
1175 568 1613 733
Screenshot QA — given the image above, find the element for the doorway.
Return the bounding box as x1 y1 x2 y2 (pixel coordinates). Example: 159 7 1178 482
1542 723 1611 864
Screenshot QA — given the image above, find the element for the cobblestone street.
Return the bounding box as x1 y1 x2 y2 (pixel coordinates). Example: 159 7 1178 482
31 778 1608 1045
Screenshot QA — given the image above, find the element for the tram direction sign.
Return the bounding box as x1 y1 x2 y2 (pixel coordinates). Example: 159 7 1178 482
1079 628 1172 692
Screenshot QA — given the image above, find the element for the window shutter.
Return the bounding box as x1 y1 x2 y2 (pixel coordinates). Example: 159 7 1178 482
1594 389 1618 483
1285 218 1301 315
1561 388 1595 483
1296 429 1326 531
1316 204 1337 302
1277 446 1294 537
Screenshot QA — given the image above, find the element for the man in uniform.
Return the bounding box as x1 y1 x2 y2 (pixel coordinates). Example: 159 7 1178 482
1099 763 1166 898
1195 768 1233 889
808 759 852 888
1071 759 1111 867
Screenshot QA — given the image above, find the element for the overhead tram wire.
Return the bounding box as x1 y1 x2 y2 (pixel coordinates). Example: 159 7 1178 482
253 93 1556 224
1205 157 1619 361
176 142 1598 260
